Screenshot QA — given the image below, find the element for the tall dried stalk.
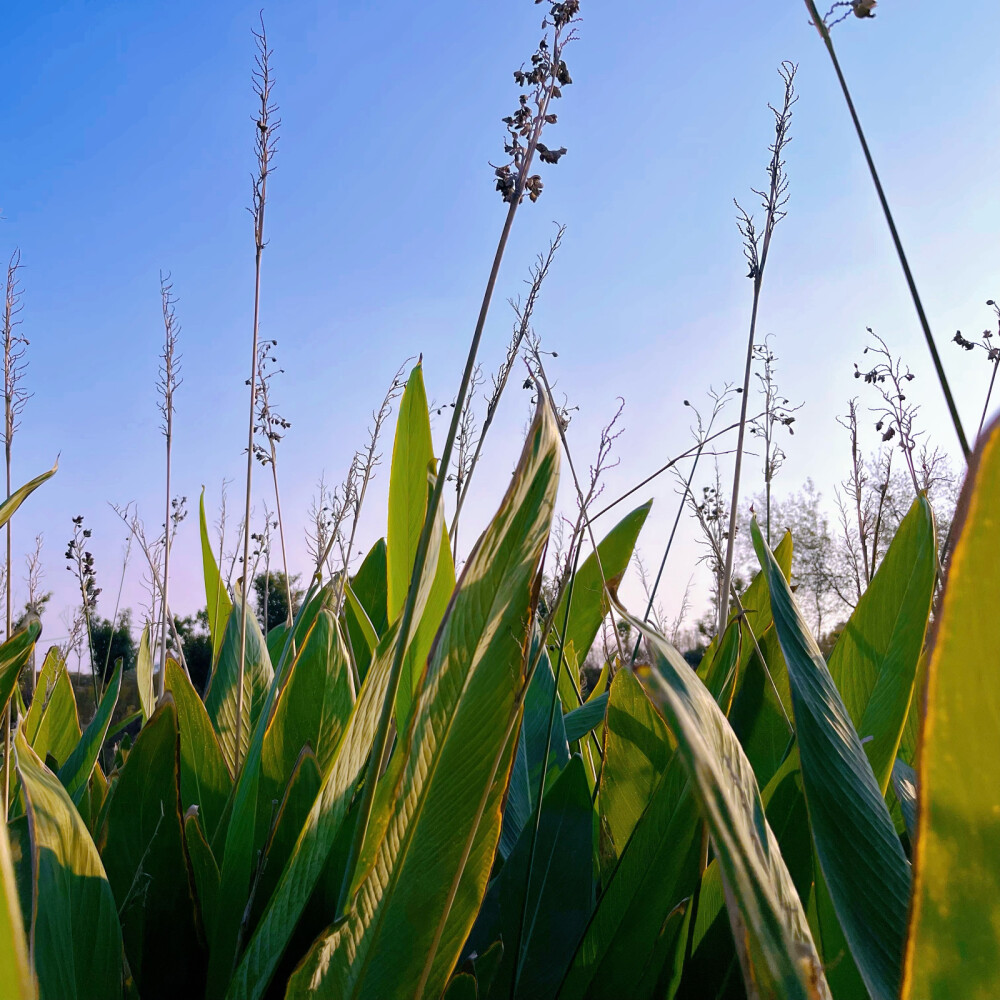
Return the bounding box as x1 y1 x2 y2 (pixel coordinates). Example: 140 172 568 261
254 340 294 628
236 17 279 773
2 249 29 814
23 534 48 696
719 62 796 636
157 274 181 696
804 0 970 460
338 0 581 929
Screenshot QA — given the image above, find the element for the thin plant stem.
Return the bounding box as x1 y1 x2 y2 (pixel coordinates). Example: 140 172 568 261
803 0 970 460
719 63 797 636
977 353 1000 441
452 224 566 546
589 418 752 523
531 351 627 669
102 534 133 685
157 274 181 698
629 446 704 665
236 17 278 774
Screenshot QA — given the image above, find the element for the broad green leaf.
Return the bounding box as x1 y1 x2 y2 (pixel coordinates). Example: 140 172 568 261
826 495 936 792
58 659 121 805
166 659 230 844
344 583 378 669
185 812 220 936
0 621 40 717
257 607 353 848
287 402 560 1000
218 497 448 998
562 671 700 1000
698 531 792 679
470 756 594 999
386 365 457 734
249 745 322 933
500 640 570 861
727 626 794 791
753 518 909 1000
386 365 442 619
902 418 1000 1000
265 586 329 677
200 489 232 667
0 808 32 998
229 593 439 996
631 611 830 1000
564 690 608 743
598 669 673 862
25 648 80 770
203 597 274 777
550 500 651 690
15 729 122 1000
444 973 478 1000
0 461 57 530
700 617 742 713
97 696 204 998
344 538 388 682
136 625 155 723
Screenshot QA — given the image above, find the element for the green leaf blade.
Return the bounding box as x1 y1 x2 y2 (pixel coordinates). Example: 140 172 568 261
752 518 910 1000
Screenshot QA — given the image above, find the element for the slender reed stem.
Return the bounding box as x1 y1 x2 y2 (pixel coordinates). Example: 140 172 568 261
531 351 627 668
452 224 566 547
629 446 704 665
236 18 278 773
803 0 970 459
157 274 181 697
589 419 750 523
719 63 797 636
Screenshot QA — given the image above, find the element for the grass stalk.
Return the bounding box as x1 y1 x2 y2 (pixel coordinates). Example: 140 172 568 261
803 0 970 460
2 249 28 815
718 62 797 636
236 17 278 773
157 273 181 697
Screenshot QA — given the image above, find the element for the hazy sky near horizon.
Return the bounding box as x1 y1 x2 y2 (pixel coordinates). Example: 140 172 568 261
2 0 998 652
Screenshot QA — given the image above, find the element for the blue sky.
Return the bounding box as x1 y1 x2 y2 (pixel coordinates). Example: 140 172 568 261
2 1 998 650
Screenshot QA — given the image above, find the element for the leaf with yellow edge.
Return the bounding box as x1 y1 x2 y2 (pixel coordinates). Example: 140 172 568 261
902 417 1000 1000
15 729 122 1000
0 812 32 998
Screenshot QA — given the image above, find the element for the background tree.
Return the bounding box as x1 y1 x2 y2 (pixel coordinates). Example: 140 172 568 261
253 570 303 633
89 608 137 682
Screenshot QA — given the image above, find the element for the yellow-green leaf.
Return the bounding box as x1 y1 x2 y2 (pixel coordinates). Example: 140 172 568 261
287 402 560 1000
200 489 232 667
902 417 1000 1000
15 729 122 1000
0 811 32 998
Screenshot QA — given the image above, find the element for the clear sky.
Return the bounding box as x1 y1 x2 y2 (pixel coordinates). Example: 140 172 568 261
2 1 998 651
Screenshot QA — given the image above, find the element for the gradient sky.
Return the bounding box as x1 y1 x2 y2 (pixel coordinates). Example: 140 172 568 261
2 0 998 652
